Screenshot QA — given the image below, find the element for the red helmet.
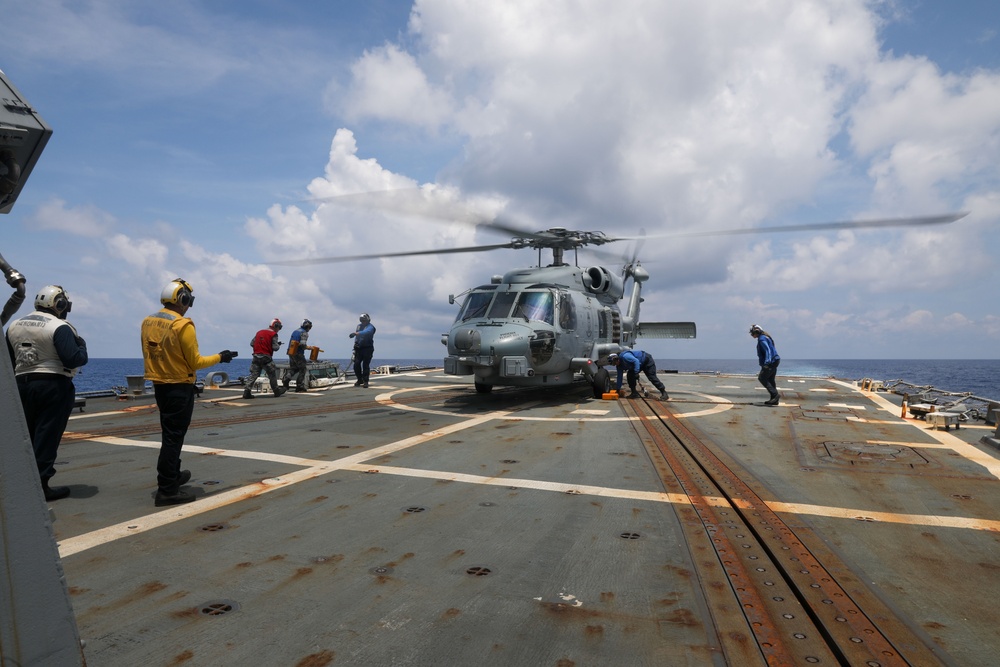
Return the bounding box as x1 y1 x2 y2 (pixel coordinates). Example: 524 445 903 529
270 318 283 331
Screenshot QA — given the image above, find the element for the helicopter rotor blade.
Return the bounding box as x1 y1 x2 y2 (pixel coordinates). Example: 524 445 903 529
267 242 517 266
607 212 969 242
303 188 547 240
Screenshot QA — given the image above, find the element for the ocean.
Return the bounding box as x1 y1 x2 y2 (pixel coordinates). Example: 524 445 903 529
69 357 1000 401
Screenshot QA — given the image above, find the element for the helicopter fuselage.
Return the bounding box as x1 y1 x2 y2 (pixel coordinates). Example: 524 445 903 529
442 264 632 391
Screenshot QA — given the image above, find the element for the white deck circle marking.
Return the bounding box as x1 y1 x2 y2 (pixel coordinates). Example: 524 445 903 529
375 385 734 420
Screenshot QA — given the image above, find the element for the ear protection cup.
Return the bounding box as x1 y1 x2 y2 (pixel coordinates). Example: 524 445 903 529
34 285 71 316
161 279 195 307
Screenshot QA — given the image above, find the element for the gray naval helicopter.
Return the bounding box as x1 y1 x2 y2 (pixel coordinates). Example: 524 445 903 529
275 202 967 398
439 227 687 397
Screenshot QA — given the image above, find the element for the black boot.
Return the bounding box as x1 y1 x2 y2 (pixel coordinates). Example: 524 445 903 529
154 489 196 507
42 481 70 501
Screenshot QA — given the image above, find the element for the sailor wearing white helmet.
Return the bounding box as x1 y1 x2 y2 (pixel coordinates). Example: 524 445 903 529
6 285 89 501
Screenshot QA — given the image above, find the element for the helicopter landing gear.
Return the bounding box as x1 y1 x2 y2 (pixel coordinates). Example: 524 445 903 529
475 381 494 394
591 368 610 399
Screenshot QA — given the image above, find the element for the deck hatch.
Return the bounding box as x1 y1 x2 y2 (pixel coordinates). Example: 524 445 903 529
801 408 858 421
816 442 931 466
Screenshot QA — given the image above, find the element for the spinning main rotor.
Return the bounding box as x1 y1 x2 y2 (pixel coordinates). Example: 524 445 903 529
270 188 968 267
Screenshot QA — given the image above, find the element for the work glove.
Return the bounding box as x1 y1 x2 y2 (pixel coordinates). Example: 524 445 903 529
349 332 356 338
219 350 238 363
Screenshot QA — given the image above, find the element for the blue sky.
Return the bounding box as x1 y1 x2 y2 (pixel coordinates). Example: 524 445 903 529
1 0 998 360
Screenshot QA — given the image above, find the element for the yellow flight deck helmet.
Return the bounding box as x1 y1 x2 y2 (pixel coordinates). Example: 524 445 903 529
160 279 194 308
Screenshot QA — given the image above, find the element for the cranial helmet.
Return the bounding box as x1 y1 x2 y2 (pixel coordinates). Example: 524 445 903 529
359 313 370 324
607 353 619 364
749 324 763 335
161 279 195 308
35 285 72 317
301 319 312 330
271 318 283 331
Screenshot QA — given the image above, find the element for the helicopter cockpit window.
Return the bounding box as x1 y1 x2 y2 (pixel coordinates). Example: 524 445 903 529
487 291 517 319
515 291 554 325
558 292 576 331
457 291 495 322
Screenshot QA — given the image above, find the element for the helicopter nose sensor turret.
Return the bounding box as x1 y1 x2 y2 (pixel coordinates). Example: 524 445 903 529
453 328 481 354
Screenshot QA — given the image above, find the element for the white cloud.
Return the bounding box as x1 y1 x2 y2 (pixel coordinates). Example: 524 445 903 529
106 233 169 269
29 198 116 237
342 45 453 128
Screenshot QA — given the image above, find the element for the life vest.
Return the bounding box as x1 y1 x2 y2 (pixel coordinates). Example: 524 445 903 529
252 329 279 355
6 311 80 377
142 309 196 383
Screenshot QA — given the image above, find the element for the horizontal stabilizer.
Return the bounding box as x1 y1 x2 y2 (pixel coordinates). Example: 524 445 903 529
636 322 696 339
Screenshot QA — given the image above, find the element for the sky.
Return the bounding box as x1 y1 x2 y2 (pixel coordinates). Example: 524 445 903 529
1 0 998 361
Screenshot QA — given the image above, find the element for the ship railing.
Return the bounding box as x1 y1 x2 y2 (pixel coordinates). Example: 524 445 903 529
877 379 999 424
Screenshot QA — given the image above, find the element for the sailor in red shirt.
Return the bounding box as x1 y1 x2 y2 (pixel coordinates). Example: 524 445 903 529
242 318 287 399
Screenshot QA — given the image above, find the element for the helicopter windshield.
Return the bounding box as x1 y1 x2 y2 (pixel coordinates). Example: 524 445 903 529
457 290 494 322
487 291 518 319
515 291 554 325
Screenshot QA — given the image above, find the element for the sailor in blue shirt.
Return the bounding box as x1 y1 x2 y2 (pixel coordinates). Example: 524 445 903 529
608 348 668 400
749 324 781 405
349 313 376 388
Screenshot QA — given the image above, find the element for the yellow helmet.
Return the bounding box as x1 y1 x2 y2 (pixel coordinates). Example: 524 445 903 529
161 279 194 307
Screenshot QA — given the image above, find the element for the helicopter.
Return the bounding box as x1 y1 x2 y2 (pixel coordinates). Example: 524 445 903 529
272 198 967 398
436 227 689 397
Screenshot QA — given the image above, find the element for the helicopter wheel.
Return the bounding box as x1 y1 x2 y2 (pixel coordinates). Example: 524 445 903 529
591 368 610 399
474 381 494 394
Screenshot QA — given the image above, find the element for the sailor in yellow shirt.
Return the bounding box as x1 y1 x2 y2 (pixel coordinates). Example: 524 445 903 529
141 279 237 506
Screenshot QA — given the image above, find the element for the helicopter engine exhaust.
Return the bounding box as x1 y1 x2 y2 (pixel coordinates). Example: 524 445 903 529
585 267 625 301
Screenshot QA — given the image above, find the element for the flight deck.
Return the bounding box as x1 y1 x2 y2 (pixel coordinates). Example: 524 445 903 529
53 370 1000 666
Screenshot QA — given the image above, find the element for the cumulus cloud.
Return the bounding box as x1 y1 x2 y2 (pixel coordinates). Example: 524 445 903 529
342 45 453 128
320 0 1000 356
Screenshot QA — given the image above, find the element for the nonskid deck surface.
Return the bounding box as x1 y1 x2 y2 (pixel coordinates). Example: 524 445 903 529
54 371 1000 666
